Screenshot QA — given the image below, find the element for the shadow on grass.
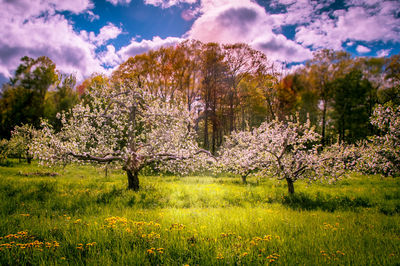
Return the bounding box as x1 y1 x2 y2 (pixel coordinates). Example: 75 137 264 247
281 192 373 212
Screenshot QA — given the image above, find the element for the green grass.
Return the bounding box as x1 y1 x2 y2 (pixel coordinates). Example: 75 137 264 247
0 160 399 265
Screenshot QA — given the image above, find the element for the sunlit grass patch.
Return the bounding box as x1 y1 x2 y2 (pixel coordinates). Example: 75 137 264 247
0 162 399 265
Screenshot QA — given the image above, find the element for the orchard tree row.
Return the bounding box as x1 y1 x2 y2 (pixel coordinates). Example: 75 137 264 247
0 41 399 193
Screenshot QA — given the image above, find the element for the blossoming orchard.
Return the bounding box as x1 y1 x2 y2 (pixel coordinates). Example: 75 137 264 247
1 45 400 266
12 76 395 194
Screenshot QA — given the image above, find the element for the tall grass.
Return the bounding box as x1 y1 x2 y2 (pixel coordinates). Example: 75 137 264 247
0 161 399 265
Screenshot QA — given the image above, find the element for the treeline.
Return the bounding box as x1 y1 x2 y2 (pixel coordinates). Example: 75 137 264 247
1 41 399 153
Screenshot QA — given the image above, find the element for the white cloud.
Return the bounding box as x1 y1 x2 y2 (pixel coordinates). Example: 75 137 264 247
1 0 93 20
293 1 400 50
87 10 100 22
186 1 312 62
0 0 104 82
106 0 132 5
376 49 391 57
144 0 197 8
118 36 184 60
89 23 123 46
356 45 371 54
100 45 121 67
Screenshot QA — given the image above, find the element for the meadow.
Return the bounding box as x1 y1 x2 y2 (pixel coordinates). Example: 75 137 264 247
0 160 399 265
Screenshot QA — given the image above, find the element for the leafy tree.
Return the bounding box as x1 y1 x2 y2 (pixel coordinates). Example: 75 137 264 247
380 54 400 105
0 139 9 164
0 56 58 138
44 74 79 131
306 50 353 145
332 69 373 143
31 81 213 190
199 42 228 153
222 43 270 132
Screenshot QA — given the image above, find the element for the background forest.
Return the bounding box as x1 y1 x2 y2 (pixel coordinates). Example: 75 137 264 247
1 41 399 152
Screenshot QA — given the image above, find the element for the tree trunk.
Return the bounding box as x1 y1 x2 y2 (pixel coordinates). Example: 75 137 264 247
127 170 140 191
321 100 327 147
286 178 295 194
241 175 247 184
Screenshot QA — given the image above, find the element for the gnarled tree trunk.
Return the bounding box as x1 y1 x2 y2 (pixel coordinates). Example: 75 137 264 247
127 170 140 191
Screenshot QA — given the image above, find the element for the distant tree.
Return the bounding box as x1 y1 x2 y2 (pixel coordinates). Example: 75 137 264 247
8 124 37 164
380 54 400 105
0 56 58 138
306 50 353 145
0 139 9 164
31 81 213 190
44 74 79 131
200 43 227 153
222 43 270 132
332 69 373 143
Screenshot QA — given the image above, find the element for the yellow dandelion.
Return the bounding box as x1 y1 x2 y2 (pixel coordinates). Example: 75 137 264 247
147 249 155 254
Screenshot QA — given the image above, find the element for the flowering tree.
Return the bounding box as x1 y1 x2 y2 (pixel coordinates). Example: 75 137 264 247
216 129 262 184
358 104 400 176
31 82 212 190
8 124 37 164
218 116 347 194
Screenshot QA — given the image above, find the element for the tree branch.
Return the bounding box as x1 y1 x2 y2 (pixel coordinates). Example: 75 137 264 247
68 152 124 163
147 149 217 164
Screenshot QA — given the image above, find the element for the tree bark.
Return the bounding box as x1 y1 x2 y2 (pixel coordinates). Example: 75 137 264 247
127 170 140 191
286 178 295 194
321 100 327 147
241 175 247 184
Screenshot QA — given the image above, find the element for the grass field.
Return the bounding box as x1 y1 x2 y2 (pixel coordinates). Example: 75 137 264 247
0 160 399 265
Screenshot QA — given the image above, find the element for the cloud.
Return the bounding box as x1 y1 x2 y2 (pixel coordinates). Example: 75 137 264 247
1 0 93 19
106 0 132 5
0 1 104 82
181 7 201 21
144 0 197 8
356 45 371 54
186 1 312 62
86 10 100 22
118 36 184 60
376 49 391 57
100 45 121 67
252 34 312 62
89 23 123 46
293 1 400 50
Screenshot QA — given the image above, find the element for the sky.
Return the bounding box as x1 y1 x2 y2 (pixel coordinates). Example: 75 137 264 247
0 0 399 85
